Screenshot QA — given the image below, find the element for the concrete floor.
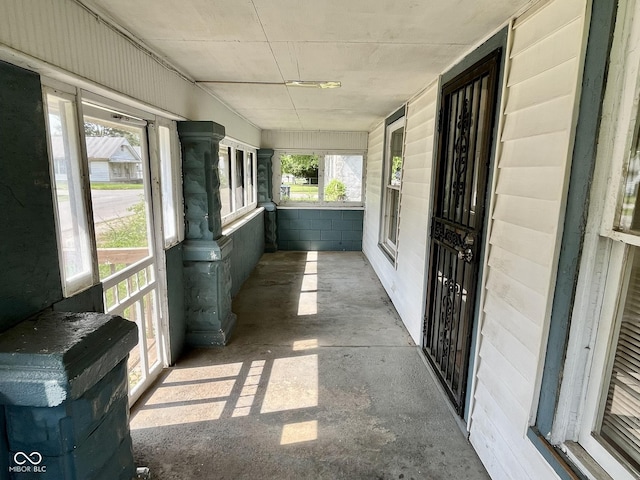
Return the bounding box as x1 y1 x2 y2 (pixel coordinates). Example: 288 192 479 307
130 251 489 480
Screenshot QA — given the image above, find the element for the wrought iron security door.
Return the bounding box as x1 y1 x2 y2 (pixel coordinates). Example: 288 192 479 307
423 51 500 415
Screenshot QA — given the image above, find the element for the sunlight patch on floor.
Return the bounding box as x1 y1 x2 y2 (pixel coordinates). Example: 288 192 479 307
298 251 319 316
163 363 243 383
261 354 318 414
130 400 227 429
145 379 235 405
293 338 319 351
233 360 265 417
280 420 318 445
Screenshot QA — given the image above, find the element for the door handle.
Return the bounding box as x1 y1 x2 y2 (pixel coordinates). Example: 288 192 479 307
457 247 473 262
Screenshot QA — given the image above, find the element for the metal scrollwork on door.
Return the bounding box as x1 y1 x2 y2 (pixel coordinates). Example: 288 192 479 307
453 99 472 207
431 218 475 264
440 264 461 357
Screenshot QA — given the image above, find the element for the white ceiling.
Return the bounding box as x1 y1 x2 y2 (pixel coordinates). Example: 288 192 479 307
81 0 532 131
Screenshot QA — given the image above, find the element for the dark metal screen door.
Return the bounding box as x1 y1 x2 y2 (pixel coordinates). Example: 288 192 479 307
423 51 500 415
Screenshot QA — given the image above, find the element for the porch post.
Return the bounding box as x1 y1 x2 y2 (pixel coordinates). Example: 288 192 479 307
177 121 236 346
257 148 277 252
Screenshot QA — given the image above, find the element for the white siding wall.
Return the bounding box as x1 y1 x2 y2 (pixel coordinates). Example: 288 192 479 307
469 1 588 478
362 122 385 262
0 0 260 145
363 0 589 477
261 130 369 151
362 84 438 343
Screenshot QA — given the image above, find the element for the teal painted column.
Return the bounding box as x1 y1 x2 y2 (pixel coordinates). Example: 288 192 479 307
178 121 236 346
0 312 138 479
257 148 277 252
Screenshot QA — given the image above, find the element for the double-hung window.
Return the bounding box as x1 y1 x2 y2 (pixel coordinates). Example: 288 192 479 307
276 152 365 206
219 140 258 225
379 107 406 260
567 143 640 480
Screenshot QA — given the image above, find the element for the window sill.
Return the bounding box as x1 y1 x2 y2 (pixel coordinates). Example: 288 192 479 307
222 207 265 236
563 433 640 480
378 242 397 265
277 204 364 210
562 441 615 480
526 427 587 480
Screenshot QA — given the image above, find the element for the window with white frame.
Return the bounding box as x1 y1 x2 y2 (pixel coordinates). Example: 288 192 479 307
571 129 640 478
157 123 184 247
219 140 258 225
379 109 405 260
43 87 96 296
276 152 365 205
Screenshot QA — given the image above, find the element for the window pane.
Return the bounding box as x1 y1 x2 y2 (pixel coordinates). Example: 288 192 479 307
235 149 245 209
324 155 363 202
84 117 151 280
45 93 94 294
247 152 255 204
600 247 640 471
389 126 404 187
280 154 319 202
385 188 400 245
158 126 177 245
219 146 232 216
618 147 640 232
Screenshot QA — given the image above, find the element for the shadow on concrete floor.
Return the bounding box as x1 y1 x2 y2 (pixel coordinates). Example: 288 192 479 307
130 251 489 480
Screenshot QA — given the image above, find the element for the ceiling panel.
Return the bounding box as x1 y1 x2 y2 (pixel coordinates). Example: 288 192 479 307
252 0 526 44
235 108 303 130
87 0 265 41
272 41 461 93
294 109 383 131
152 40 282 82
79 0 533 131
200 84 293 110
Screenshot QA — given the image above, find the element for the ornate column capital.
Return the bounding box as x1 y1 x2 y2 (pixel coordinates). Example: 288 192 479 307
177 121 225 143
178 121 226 241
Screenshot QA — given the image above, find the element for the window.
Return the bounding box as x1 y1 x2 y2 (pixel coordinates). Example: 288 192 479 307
219 145 232 217
219 140 258 224
235 148 245 209
247 152 255 205
600 247 640 470
379 108 405 259
277 152 364 205
574 120 640 478
158 123 183 247
44 88 95 296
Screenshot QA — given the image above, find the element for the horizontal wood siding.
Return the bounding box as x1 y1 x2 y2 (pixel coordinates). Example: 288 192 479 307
469 0 588 478
260 130 369 151
393 86 437 341
0 0 260 145
363 85 437 343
